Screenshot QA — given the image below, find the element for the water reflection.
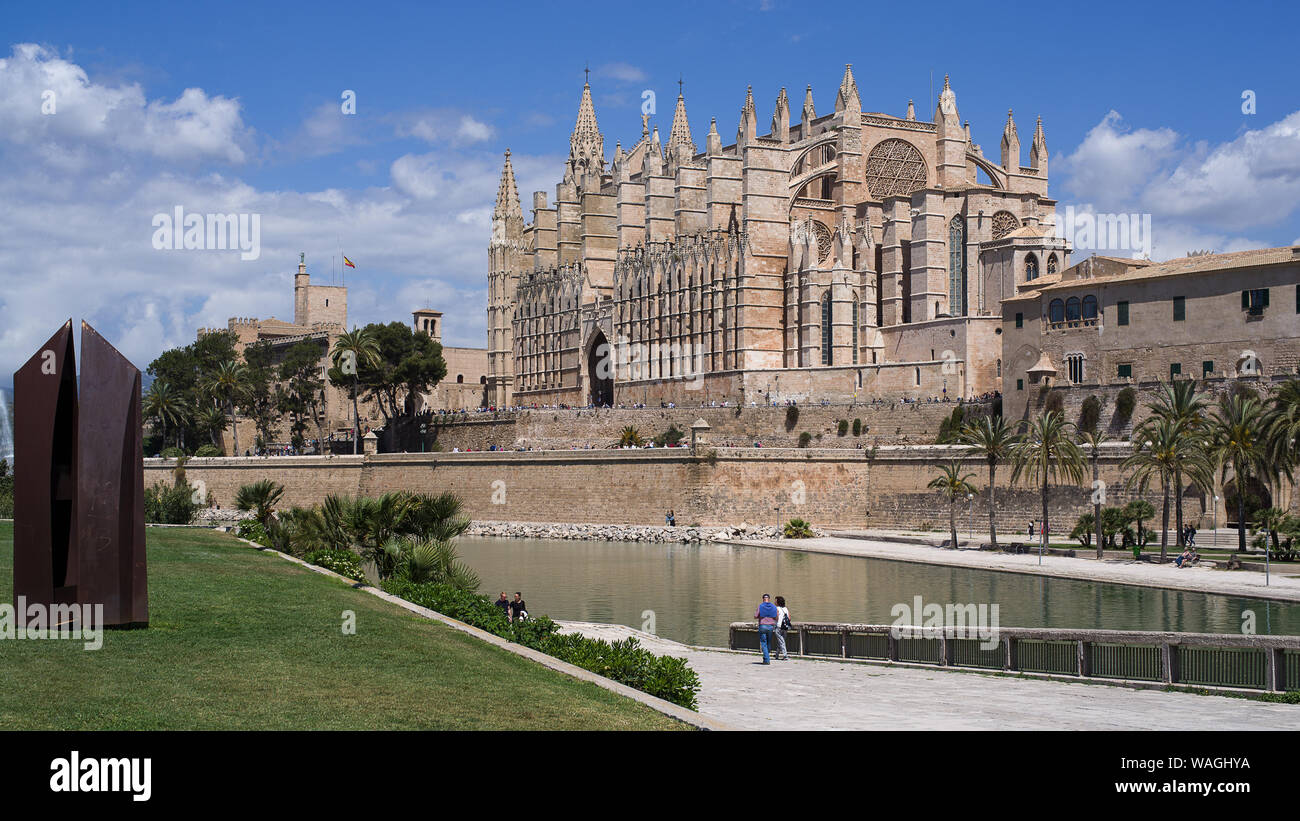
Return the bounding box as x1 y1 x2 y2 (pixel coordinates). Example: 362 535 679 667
458 537 1300 647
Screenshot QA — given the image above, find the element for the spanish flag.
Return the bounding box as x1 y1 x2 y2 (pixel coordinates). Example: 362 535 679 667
343 256 356 269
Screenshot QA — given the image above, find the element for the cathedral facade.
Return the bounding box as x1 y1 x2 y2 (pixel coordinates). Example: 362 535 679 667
487 67 1068 408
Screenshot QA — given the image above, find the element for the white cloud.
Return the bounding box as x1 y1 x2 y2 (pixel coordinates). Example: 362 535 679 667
394 109 495 146
1057 109 1300 260
0 43 252 165
1058 110 1178 204
598 62 647 84
0 45 559 376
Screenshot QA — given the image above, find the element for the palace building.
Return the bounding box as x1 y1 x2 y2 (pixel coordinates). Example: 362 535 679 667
487 68 1068 408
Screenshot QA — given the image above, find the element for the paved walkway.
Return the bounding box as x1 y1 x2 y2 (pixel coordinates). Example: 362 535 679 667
719 534 1300 603
560 622 1300 731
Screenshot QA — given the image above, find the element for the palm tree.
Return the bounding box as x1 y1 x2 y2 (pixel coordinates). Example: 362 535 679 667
1145 379 1209 546
200 360 248 456
234 480 285 531
1124 499 1155 549
144 380 189 450
197 404 228 451
1079 429 1111 559
331 327 382 455
1122 418 1182 560
382 537 480 590
927 459 978 549
957 415 1017 549
1206 392 1272 555
1264 378 1300 495
1009 410 1086 561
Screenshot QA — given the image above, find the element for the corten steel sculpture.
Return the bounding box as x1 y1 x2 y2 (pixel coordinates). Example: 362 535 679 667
13 320 148 627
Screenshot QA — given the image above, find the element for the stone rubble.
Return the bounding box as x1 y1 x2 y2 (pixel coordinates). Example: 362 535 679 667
463 520 814 543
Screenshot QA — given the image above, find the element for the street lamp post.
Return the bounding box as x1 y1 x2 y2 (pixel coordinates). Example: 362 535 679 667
1212 495 1218 547
967 493 974 544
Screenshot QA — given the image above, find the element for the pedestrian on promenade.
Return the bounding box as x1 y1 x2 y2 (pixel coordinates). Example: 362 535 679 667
1028 521 1035 538
510 592 528 622
495 592 511 621
774 596 792 661
755 593 779 664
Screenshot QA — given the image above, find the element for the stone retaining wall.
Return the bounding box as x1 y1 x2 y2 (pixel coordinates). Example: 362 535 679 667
147 443 1294 532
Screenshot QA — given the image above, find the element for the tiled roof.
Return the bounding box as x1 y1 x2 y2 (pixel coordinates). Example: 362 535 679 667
1032 246 1299 293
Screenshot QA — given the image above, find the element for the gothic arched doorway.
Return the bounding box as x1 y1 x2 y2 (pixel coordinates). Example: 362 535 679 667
587 330 613 407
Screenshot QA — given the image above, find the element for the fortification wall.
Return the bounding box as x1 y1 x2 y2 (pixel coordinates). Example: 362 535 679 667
147 442 1294 533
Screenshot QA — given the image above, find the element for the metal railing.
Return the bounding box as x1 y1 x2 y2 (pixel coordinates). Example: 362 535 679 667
729 623 1300 693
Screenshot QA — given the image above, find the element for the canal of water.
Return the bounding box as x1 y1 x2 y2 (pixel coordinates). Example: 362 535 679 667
458 536 1300 647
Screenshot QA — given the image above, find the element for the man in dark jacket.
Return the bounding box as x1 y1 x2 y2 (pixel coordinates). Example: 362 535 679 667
755 594 779 664
495 592 510 621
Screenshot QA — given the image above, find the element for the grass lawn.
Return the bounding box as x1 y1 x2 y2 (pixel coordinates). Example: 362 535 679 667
0 521 688 730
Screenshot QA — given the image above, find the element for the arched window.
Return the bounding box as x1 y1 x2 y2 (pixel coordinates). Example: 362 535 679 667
1025 253 1040 281
1049 299 1065 324
1082 295 1099 321
948 216 965 315
457 374 464 383
1065 297 1082 322
1047 253 1059 275
480 375 487 384
821 292 832 365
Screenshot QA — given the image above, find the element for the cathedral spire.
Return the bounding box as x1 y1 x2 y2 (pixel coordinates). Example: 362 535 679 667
835 63 860 113
568 78 605 184
1000 108 1020 171
494 149 522 221
802 84 816 125
1030 114 1048 174
707 116 721 156
934 73 960 137
738 85 756 145
668 88 695 160
906 99 915 120
772 87 790 142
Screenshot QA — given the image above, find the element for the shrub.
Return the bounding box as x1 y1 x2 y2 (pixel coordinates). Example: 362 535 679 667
1071 513 1095 547
144 481 198 524
785 405 799 431
798 431 812 448
653 424 686 448
381 578 700 710
836 419 849 436
1079 395 1102 434
235 480 285 529
304 548 366 582
852 418 862 436
783 518 814 538
0 462 12 518
235 519 270 546
161 446 185 459
1045 390 1064 415
1115 387 1137 421
936 406 966 443
194 444 221 457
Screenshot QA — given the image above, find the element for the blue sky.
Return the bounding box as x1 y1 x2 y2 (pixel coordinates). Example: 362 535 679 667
2 0 1299 390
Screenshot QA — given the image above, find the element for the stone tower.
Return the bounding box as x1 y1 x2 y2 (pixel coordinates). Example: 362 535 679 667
487 149 524 407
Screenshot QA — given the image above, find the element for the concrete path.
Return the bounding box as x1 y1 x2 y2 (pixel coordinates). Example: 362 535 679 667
559 621 1300 731
719 534 1300 603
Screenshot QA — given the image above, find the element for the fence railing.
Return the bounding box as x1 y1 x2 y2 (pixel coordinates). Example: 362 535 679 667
729 623 1300 693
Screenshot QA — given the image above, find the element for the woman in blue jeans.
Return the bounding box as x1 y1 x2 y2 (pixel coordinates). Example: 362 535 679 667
755 594 779 664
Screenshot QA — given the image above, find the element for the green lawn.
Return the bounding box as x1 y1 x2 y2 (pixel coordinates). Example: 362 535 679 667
0 522 687 730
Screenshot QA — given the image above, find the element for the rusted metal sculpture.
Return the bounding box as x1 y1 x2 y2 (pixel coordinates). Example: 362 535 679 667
13 320 147 627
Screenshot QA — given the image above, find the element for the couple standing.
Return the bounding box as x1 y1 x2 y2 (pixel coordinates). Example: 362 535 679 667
754 593 792 664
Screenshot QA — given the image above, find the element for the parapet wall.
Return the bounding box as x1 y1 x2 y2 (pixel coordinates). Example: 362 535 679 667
422 401 993 452
147 443 1294 532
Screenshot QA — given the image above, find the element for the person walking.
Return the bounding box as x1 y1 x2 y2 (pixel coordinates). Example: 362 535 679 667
755 593 779 664
1028 521 1035 539
774 596 793 661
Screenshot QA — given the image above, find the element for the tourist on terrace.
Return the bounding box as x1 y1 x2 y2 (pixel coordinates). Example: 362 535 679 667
773 596 792 661
755 594 779 664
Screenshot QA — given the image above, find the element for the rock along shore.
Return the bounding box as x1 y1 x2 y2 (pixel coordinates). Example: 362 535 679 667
464 520 814 544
